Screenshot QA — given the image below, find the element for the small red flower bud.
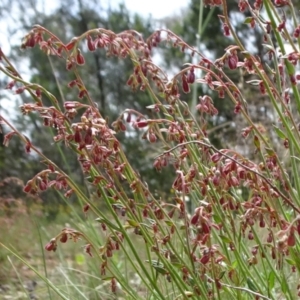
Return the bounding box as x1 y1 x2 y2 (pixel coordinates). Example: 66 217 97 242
290 74 297 85
212 175 220 186
60 233 68 243
74 131 82 144
168 208 175 219
271 247 276 259
136 120 148 128
78 89 87 99
115 242 120 250
65 101 80 110
223 23 230 36
39 180 47 191
15 87 25 94
201 184 207 196
23 180 33 193
211 153 222 163
35 88 42 98
148 132 157 143
76 49 85 65
126 75 134 86
3 131 16 147
200 255 210 264
26 34 36 48
190 213 199 225
83 204 90 213
126 113 131 123
65 38 77 51
251 247 258 256
274 0 288 7
66 59 74 70
248 230 254 240
218 88 225 98
234 102 241 114
288 232 296 247
294 28 300 38
87 35 96 52
64 189 74 198
25 142 31 153
229 176 239 187
136 74 142 84
202 222 210 234
182 75 190 93
228 54 238 70
85 244 93 257
111 278 117 294
228 199 235 210
187 68 195 84
250 18 255 28
45 239 57 251
248 218 254 226
155 32 161 44
5 81 16 90
238 0 247 12
119 121 126 132
141 64 148 76
277 20 285 32
259 218 265 228
84 128 93 145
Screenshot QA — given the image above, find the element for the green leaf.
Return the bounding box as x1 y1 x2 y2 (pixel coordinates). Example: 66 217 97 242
281 278 288 294
268 271 275 290
253 135 260 149
231 260 238 269
170 253 181 265
273 126 287 139
265 147 275 156
163 113 174 121
285 258 296 265
246 278 257 291
212 214 222 223
219 235 232 244
126 219 139 227
102 276 115 281
146 260 167 275
244 17 253 24
86 176 93 182
219 271 226 280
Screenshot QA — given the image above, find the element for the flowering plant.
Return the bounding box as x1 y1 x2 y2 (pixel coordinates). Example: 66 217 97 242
1 0 300 299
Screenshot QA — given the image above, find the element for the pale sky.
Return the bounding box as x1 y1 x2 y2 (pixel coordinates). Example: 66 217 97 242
118 0 187 18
